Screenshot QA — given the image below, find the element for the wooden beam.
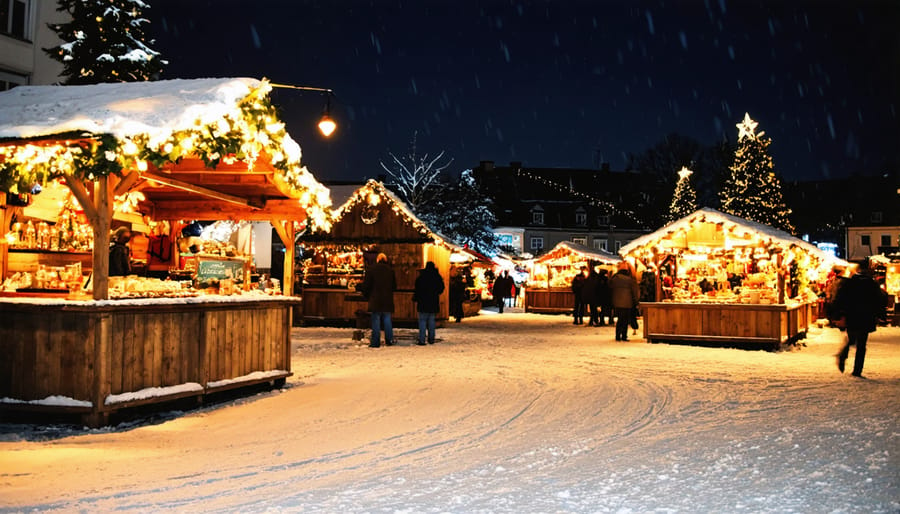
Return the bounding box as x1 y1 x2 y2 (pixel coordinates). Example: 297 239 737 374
150 199 305 222
143 172 262 209
65 178 100 227
112 171 142 197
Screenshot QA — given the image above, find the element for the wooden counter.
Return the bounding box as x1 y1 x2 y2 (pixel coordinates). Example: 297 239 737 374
525 288 574 314
0 295 299 426
299 287 441 324
641 301 813 350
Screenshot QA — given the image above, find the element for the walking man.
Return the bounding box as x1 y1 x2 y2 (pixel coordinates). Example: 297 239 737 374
414 261 445 345
834 258 887 377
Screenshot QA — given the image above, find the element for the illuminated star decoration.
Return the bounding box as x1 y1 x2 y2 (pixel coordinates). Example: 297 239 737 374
736 112 759 141
677 166 693 180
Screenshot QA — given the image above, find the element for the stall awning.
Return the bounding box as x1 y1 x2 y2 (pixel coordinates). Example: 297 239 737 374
535 241 622 265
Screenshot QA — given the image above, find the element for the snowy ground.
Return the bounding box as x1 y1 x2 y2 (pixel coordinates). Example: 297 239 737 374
1 309 898 513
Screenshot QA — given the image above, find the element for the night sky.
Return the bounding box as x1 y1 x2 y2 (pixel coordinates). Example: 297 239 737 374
147 0 900 183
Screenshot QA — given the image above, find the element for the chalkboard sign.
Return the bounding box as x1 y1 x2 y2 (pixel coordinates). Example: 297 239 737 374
196 258 246 283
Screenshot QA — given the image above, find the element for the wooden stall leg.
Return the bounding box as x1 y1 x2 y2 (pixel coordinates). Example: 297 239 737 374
89 313 111 427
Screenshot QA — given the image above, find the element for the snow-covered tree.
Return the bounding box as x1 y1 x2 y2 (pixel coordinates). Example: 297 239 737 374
668 166 698 221
427 169 499 254
44 0 166 84
380 132 452 214
719 113 794 233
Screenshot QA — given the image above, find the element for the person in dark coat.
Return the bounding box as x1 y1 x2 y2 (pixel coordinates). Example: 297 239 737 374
358 253 397 347
609 264 639 341
109 226 132 277
597 269 611 326
582 266 601 326
833 259 887 377
449 270 466 323
571 266 587 325
492 270 514 313
414 261 445 345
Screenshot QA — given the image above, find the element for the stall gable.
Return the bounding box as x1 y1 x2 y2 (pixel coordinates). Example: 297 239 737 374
329 200 431 242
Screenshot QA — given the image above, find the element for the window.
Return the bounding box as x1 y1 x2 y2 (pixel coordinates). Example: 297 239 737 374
498 234 514 247
597 215 610 226
571 236 587 245
532 211 544 225
1 0 30 40
615 241 623 252
594 239 608 251
881 235 892 246
860 235 870 246
575 211 586 226
530 236 544 251
0 69 28 91
870 211 883 223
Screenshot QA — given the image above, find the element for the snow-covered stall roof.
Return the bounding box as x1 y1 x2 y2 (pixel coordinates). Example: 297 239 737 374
536 241 622 266
619 207 842 266
322 179 450 247
0 78 259 140
0 78 330 227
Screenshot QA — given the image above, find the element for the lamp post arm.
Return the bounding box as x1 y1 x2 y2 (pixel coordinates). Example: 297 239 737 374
270 83 333 94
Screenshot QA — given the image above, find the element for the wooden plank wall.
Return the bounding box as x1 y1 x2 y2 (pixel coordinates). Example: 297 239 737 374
0 309 94 402
0 302 293 406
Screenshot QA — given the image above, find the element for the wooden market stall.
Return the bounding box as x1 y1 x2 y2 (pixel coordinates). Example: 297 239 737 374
297 179 451 325
620 208 837 349
449 244 494 318
524 241 621 313
0 78 331 425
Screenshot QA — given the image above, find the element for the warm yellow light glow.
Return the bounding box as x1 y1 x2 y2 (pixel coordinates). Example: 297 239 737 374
368 193 380 206
318 115 337 137
136 160 148 172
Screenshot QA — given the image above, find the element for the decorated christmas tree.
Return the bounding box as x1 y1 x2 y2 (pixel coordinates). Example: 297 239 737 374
719 113 794 233
668 166 698 221
44 0 166 84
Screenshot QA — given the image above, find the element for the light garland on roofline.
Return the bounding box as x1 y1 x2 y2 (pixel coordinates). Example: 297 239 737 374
0 79 331 229
322 180 448 248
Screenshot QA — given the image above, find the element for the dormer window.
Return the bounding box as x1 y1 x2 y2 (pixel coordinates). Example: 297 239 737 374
597 215 610 226
575 208 587 226
531 205 545 225
871 211 883 223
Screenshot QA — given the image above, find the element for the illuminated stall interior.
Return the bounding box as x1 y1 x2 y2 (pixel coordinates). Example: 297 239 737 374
621 208 842 305
297 179 451 324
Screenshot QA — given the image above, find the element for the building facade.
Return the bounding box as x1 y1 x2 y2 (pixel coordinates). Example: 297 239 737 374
1 0 65 89
472 161 668 257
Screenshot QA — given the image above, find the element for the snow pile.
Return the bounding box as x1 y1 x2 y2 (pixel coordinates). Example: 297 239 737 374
105 383 203 406
0 78 259 141
0 312 897 513
0 395 92 408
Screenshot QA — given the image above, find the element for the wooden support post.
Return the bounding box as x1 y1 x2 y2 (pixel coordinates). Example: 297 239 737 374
87 312 111 427
0 193 7 283
93 176 112 300
654 253 663 302
777 252 785 304
283 222 295 296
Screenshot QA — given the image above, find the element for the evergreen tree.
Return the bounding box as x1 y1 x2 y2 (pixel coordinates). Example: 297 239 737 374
668 166 698 221
424 169 498 254
719 113 794 233
44 0 166 84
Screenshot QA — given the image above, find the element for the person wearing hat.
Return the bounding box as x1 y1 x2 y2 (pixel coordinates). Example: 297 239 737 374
109 226 132 277
414 261 445 345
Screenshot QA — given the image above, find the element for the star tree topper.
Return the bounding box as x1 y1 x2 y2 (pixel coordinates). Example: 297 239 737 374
736 112 759 141
677 166 693 180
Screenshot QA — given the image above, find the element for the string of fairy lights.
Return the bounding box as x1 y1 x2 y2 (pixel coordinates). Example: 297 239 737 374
513 168 645 225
